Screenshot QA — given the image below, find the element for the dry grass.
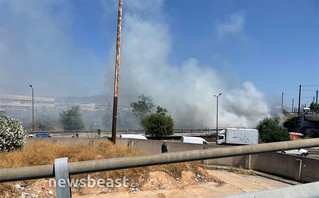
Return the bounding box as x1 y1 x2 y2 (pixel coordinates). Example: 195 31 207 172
235 166 255 175
0 141 144 168
0 141 204 194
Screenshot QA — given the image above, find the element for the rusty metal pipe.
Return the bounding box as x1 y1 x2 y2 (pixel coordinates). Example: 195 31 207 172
1 138 319 183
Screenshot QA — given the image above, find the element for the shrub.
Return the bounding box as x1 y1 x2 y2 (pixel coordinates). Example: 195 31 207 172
145 113 174 137
59 106 85 130
257 117 290 143
0 114 26 152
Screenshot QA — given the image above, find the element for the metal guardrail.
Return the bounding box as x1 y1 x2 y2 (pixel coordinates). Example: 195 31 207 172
1 138 319 183
25 128 220 134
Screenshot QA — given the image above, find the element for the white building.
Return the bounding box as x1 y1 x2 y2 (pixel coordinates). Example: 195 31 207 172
0 94 54 111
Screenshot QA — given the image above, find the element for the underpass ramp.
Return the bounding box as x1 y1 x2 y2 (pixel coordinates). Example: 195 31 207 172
220 181 319 198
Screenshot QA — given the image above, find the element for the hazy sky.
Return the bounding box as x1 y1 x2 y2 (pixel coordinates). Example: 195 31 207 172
0 0 318 110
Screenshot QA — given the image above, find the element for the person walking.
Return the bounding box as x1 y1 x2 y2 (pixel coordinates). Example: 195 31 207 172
161 141 168 153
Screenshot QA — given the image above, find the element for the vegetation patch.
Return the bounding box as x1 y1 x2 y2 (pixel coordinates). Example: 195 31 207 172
0 114 26 152
257 117 290 142
0 141 212 196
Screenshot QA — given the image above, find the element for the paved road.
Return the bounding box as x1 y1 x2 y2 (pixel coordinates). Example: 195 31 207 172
308 148 319 159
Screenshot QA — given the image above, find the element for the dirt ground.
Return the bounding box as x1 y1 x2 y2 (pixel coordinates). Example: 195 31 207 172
77 170 290 198
6 168 291 198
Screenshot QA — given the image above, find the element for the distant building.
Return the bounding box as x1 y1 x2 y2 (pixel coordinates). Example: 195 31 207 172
78 103 96 111
0 94 54 111
0 94 104 113
54 102 97 111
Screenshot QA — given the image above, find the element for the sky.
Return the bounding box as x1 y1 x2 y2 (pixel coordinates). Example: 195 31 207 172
0 0 318 127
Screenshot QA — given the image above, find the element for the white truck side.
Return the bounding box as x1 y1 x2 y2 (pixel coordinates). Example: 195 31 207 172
217 128 259 145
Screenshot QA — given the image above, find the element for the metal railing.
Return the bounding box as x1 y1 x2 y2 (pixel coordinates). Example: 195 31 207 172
1 138 319 183
25 128 219 134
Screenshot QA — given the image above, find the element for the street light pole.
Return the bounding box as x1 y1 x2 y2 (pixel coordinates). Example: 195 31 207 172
29 85 34 131
214 93 222 134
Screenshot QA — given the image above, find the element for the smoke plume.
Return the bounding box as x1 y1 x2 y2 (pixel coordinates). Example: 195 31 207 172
105 0 270 128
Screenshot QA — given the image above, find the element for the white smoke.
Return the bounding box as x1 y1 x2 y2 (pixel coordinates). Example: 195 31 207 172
0 1 105 97
0 0 271 129
106 0 270 128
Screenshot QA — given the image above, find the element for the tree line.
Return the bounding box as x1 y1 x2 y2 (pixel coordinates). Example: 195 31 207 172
3 93 318 152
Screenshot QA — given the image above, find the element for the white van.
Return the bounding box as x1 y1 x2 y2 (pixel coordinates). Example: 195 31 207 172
120 134 147 140
181 136 208 144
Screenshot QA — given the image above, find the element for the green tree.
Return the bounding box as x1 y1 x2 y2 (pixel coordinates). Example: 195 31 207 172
309 102 319 113
145 107 174 137
156 106 168 115
0 114 26 152
130 94 155 126
257 117 290 143
59 106 85 130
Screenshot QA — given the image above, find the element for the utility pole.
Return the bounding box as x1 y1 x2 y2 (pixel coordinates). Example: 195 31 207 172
111 0 123 144
292 98 294 113
316 90 318 104
29 85 34 131
214 93 222 135
298 84 301 115
281 92 284 111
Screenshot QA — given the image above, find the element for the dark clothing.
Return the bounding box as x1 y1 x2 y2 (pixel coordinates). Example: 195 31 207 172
161 143 168 153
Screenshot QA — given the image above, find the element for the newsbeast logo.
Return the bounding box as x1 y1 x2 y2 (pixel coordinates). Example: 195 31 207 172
48 175 129 188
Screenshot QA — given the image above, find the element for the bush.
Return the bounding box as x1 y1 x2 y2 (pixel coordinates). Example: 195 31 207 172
309 102 319 113
59 106 85 130
0 114 26 152
257 117 290 143
145 113 174 137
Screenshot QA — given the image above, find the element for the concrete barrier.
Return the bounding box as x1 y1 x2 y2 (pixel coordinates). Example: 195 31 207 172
26 138 222 154
250 152 319 183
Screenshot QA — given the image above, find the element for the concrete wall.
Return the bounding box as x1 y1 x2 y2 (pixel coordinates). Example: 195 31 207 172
122 139 223 154
27 137 319 183
250 153 319 183
27 137 110 146
206 152 319 183
251 153 300 180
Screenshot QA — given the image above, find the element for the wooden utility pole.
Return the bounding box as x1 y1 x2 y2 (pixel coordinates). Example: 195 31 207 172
111 0 123 144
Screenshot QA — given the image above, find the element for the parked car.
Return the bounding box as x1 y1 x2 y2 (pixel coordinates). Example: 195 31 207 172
281 149 308 156
35 133 52 138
